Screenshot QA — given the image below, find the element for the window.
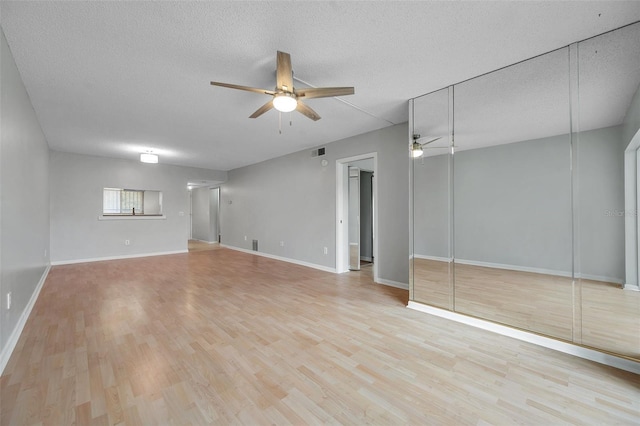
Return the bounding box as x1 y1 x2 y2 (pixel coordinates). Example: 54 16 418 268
103 188 162 216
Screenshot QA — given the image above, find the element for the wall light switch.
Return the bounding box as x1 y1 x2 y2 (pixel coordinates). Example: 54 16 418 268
280 241 284 247
6 292 11 310
323 247 328 255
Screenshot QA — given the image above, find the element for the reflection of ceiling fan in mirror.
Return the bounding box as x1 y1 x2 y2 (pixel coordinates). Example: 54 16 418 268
410 134 447 158
210 51 355 124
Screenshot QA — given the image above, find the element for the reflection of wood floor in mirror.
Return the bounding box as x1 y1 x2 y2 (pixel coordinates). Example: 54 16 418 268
413 258 453 309
454 263 574 341
413 258 640 359
580 279 640 358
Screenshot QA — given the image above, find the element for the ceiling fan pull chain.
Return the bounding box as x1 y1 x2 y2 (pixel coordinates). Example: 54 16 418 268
279 111 282 134
290 112 293 127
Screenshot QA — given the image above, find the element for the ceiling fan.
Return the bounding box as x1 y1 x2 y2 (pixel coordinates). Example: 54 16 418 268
411 134 444 158
210 51 355 122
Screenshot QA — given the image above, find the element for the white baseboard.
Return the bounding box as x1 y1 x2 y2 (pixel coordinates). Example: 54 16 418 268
220 245 406 288
413 254 453 262
50 250 188 265
454 258 573 278
220 244 337 274
1 265 50 375
623 283 640 291
376 278 409 290
407 301 640 375
579 273 624 285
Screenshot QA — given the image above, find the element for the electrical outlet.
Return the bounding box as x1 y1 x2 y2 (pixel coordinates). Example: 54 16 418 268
323 247 328 255
244 236 247 241
280 241 284 247
6 292 11 310
125 240 130 246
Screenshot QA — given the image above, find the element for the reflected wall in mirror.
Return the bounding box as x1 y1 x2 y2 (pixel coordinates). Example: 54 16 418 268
409 21 640 361
453 48 573 340
576 22 640 358
411 88 453 310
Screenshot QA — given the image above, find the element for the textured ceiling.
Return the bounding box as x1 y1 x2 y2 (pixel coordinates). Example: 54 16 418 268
1 1 640 170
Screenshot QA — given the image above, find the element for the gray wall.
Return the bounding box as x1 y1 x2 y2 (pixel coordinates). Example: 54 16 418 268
220 123 409 285
50 151 226 262
0 29 50 358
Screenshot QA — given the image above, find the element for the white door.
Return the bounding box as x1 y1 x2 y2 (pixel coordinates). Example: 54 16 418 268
348 166 360 271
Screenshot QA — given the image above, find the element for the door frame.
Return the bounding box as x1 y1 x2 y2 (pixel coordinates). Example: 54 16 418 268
348 166 361 271
336 152 378 282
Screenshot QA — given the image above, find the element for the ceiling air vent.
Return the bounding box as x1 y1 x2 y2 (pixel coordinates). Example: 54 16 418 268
311 147 326 157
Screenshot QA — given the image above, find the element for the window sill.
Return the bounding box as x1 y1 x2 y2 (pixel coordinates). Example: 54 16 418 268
98 215 166 221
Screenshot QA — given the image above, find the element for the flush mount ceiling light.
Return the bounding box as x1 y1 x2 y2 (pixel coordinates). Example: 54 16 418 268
140 151 158 164
272 92 298 112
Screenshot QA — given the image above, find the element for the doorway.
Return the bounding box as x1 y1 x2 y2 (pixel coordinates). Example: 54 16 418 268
336 153 378 282
190 186 220 245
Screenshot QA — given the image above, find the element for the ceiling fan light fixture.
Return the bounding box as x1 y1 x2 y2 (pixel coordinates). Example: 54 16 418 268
411 142 424 158
273 93 297 112
140 151 158 163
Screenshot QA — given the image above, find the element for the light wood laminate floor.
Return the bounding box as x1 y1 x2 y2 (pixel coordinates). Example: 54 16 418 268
2 249 639 425
413 258 640 359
